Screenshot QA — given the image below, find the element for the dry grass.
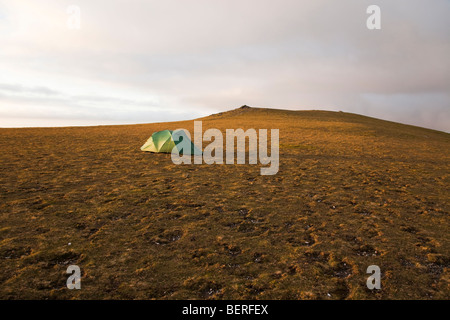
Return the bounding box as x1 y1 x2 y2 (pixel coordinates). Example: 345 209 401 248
0 107 449 299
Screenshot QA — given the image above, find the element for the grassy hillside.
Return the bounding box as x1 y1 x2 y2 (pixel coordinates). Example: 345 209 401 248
0 107 448 299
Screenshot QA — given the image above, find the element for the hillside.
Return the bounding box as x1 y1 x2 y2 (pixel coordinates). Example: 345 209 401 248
0 107 449 299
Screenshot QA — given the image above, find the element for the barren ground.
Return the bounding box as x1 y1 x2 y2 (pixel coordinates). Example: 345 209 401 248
0 107 449 299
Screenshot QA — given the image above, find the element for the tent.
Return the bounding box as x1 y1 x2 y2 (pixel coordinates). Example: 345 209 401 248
140 129 202 155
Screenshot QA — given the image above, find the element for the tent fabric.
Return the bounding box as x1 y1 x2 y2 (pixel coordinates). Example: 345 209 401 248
141 129 202 155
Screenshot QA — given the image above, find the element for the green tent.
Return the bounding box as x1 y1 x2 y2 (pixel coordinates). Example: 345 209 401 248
140 129 202 155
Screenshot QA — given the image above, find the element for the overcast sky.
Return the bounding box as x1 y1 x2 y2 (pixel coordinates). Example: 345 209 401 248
0 0 449 131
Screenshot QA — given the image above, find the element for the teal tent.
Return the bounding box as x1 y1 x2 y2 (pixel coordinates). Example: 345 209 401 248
141 130 202 155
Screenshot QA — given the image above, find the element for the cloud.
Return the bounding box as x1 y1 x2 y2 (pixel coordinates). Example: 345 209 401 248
0 83 60 95
0 83 198 124
0 0 449 131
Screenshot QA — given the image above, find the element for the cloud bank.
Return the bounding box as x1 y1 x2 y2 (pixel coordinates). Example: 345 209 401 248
0 0 449 131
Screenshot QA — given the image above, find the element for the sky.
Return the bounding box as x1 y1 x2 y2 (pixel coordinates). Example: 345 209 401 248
0 0 449 132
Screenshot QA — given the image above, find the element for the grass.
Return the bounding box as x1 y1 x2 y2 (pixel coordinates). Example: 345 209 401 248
0 106 449 299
